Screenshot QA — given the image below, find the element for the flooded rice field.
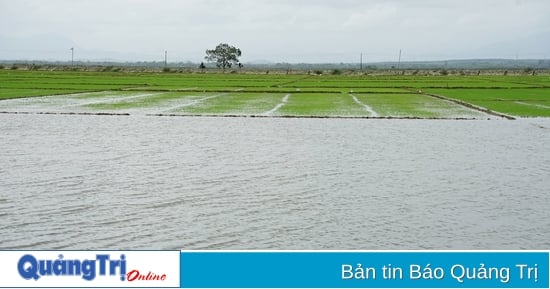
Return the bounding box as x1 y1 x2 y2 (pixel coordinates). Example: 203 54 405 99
0 90 489 119
0 114 549 249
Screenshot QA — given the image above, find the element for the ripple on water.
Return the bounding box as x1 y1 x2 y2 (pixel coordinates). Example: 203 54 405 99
0 115 549 249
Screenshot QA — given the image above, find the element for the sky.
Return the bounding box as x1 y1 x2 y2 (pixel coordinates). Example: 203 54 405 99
0 0 549 63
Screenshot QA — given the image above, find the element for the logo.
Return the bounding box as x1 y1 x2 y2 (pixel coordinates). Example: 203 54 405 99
17 253 167 282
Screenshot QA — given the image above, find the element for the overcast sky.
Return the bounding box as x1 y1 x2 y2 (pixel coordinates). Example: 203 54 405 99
1 0 549 63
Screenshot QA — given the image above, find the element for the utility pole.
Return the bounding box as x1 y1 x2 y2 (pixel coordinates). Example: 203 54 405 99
70 47 74 67
164 50 168 67
360 53 363 72
397 49 402 69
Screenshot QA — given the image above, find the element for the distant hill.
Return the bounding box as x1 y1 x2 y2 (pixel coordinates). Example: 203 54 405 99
368 59 550 70
1 58 549 70
243 59 550 70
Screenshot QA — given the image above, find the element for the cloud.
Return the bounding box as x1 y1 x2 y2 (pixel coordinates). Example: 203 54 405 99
342 3 398 29
0 0 549 62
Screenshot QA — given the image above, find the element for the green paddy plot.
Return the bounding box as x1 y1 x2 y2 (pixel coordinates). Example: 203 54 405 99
278 93 371 116
352 93 486 118
428 88 550 117
478 75 550 88
84 92 207 111
0 72 144 99
173 93 286 115
115 73 301 92
0 89 83 99
287 75 537 89
0 90 159 113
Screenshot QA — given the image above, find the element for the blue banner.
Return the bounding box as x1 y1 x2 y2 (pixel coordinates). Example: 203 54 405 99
180 251 549 288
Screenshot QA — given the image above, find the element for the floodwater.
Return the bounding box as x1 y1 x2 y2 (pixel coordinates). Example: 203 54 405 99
0 114 549 250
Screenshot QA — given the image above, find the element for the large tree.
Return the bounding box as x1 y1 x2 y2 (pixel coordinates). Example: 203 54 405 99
205 43 242 70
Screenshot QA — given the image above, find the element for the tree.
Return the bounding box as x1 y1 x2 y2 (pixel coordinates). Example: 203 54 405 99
205 43 242 70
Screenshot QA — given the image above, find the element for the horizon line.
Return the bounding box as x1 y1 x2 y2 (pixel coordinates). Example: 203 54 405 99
1 57 548 65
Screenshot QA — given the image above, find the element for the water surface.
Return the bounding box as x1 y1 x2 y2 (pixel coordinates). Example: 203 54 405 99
1 114 549 249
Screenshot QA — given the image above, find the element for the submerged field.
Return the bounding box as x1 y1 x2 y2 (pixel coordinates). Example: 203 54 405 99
0 70 549 118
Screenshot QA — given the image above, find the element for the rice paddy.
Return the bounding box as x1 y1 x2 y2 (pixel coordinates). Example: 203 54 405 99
1 70 549 118
426 88 550 117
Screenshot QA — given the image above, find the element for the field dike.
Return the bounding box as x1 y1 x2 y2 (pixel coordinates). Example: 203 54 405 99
399 87 515 120
263 94 291 115
423 92 515 120
0 111 130 116
144 113 478 120
350 94 378 117
0 109 479 120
